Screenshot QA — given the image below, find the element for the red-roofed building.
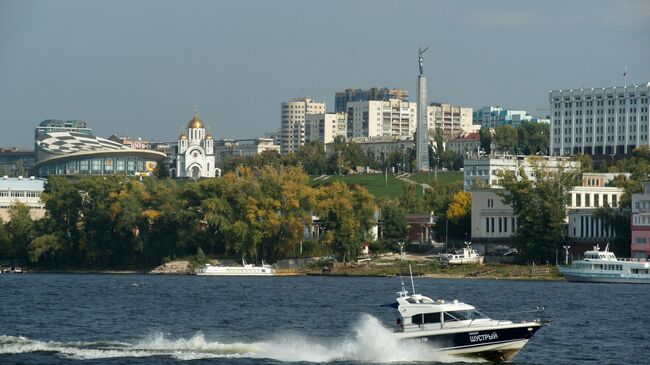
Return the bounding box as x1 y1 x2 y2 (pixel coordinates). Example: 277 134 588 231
446 132 481 155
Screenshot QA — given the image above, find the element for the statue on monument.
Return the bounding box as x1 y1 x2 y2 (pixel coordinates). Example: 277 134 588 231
418 46 429 75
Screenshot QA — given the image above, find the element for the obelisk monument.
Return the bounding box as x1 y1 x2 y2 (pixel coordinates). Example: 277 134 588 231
416 47 430 171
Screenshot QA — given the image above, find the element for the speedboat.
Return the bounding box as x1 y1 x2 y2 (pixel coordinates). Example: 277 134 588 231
196 259 275 276
559 244 650 284
382 272 547 362
440 242 484 265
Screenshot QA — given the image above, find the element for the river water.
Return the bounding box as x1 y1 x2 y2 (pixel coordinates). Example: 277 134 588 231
0 274 647 365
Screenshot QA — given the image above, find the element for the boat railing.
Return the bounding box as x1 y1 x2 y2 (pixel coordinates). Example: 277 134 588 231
494 306 547 326
619 257 647 263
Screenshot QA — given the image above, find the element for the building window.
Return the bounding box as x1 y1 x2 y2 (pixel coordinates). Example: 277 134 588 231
585 194 591 207
576 194 582 207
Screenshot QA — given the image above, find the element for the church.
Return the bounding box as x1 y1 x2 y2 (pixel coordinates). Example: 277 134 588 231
174 112 219 178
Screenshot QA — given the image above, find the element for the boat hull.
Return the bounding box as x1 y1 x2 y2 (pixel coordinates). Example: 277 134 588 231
399 323 540 362
559 271 650 284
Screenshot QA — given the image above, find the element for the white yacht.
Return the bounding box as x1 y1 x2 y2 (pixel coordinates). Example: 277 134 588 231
196 259 275 276
440 242 484 265
384 275 546 362
559 245 650 284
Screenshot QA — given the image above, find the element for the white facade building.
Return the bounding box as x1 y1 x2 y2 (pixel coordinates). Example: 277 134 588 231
215 138 280 163
328 136 414 161
0 176 46 221
426 103 474 139
463 155 580 190
174 112 218 178
471 173 625 249
346 99 417 138
281 98 326 154
305 113 347 145
549 82 650 156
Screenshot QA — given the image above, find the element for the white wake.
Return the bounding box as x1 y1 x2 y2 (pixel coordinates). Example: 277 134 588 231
0 315 479 363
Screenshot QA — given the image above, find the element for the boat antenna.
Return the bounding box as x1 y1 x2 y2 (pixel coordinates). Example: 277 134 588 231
409 264 416 294
605 242 609 252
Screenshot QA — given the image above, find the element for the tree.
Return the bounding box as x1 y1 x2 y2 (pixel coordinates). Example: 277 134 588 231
29 234 62 264
154 162 170 178
0 217 10 260
495 125 518 154
517 121 549 155
6 202 34 263
447 191 471 225
593 207 630 257
316 181 375 263
497 163 577 262
296 141 327 175
381 203 408 250
573 154 593 173
399 184 423 213
479 126 492 155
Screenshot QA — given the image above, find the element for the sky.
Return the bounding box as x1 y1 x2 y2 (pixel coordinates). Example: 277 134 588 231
1 0 649 149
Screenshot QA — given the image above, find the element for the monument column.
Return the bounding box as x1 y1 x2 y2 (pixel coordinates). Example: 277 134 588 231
416 47 430 171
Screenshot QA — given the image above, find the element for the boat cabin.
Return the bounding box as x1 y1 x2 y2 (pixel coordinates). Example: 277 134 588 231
394 293 490 332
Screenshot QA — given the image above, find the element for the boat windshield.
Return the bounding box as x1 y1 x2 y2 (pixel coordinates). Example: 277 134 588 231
443 310 488 322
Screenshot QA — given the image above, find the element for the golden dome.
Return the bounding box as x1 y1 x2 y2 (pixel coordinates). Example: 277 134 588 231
187 112 204 129
206 133 213 140
179 133 187 140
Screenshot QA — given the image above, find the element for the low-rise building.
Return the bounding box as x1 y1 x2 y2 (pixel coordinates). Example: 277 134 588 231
463 155 580 190
0 176 46 221
446 132 481 156
215 138 280 164
327 136 414 161
470 173 625 253
631 181 650 259
0 148 36 177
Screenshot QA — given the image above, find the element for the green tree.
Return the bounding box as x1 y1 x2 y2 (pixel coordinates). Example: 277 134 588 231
517 121 549 155
399 184 423 213
0 217 10 260
479 126 492 155
593 207 630 257
495 125 518 154
381 203 408 249
296 141 327 175
497 163 577 262
6 202 34 263
573 154 594 173
29 234 62 264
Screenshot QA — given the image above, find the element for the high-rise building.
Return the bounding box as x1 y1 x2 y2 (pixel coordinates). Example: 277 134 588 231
280 98 326 154
334 87 408 113
346 99 417 139
426 103 474 139
305 113 347 145
549 82 650 156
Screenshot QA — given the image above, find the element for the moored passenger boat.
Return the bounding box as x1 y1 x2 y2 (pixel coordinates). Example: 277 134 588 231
559 245 650 284
196 259 275 276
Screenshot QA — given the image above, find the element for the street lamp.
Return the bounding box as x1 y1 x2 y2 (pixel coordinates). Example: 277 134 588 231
563 245 571 266
398 241 405 261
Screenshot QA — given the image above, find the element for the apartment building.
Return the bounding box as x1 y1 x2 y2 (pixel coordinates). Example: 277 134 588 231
426 103 474 139
280 98 326 154
346 99 417 138
631 181 650 259
305 113 347 145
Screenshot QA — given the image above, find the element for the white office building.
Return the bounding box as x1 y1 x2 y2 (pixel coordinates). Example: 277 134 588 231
281 98 326 154
549 82 650 156
0 176 46 221
305 113 347 145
